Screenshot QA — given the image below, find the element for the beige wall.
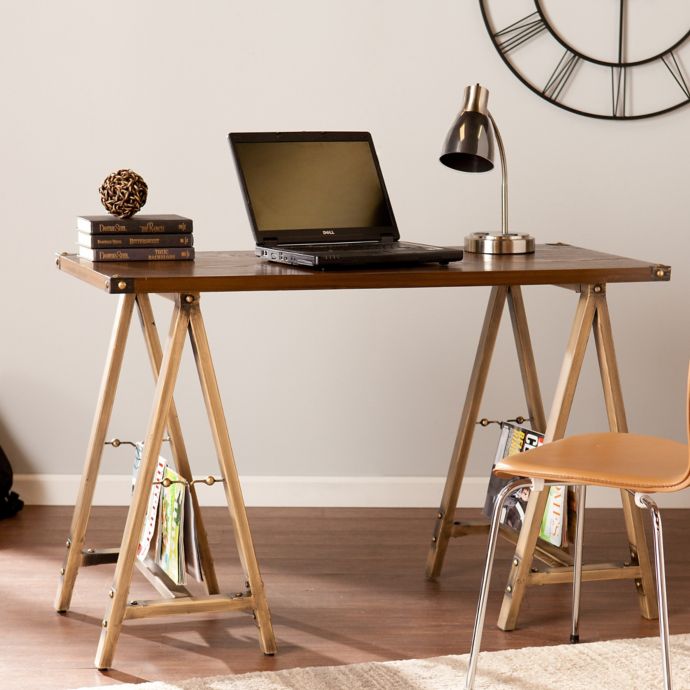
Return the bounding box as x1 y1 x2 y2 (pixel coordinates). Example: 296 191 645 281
1 1 688 492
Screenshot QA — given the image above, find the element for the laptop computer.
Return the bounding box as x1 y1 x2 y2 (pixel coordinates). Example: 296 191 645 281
228 131 463 268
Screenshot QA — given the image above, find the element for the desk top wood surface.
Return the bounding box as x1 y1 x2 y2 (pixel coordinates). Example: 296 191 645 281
56 244 670 294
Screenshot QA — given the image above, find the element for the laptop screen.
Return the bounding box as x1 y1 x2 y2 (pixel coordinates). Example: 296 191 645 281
229 132 399 245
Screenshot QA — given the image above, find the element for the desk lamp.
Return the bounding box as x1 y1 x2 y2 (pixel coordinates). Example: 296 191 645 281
440 83 535 254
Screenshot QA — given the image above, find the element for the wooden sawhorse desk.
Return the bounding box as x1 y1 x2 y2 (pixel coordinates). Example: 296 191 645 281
55 245 669 667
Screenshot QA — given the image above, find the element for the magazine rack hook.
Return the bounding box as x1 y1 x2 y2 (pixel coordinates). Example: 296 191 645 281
477 415 529 428
104 438 221 487
105 437 171 448
153 475 225 488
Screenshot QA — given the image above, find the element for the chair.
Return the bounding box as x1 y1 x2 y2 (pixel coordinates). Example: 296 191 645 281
465 370 690 690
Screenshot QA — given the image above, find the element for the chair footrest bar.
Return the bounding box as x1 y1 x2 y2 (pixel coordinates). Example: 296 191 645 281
528 562 642 586
124 593 256 620
81 548 120 567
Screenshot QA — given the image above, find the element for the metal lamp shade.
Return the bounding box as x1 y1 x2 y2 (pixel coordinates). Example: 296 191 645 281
439 111 495 173
440 83 535 254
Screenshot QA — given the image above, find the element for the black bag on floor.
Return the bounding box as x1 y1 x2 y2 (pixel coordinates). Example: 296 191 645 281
0 444 23 518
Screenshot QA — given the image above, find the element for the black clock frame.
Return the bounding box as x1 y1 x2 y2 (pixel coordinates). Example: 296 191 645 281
479 0 690 120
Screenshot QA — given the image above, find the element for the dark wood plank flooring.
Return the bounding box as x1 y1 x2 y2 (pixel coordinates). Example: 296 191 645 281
2 506 689 689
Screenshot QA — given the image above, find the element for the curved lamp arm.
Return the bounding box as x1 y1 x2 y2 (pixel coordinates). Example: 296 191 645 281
488 112 508 236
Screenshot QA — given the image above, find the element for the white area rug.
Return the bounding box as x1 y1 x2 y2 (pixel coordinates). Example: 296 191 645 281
74 633 690 689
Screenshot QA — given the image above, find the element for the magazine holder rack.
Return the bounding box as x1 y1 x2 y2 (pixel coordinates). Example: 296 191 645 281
55 247 670 668
53 289 276 670
424 281 667 629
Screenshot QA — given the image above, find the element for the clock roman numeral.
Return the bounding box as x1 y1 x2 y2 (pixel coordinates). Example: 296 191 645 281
543 50 580 102
494 12 547 54
611 66 627 117
661 52 690 99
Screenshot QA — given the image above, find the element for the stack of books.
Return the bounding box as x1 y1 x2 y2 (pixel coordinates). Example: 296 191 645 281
76 214 195 262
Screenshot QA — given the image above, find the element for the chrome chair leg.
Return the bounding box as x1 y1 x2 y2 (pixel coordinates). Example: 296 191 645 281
465 477 534 690
570 485 586 643
636 493 673 690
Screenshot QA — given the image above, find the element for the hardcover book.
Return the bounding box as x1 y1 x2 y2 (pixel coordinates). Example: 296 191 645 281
77 214 193 234
483 422 568 547
77 231 194 249
79 246 195 262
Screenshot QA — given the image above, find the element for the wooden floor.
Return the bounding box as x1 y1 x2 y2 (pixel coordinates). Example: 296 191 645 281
2 505 690 689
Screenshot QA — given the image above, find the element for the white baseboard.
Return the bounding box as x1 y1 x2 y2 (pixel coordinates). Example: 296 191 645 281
13 474 476 507
13 474 690 509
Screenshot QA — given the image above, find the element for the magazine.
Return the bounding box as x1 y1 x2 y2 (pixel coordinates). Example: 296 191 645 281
183 488 204 582
132 443 167 561
483 422 567 547
131 446 205 584
156 466 186 585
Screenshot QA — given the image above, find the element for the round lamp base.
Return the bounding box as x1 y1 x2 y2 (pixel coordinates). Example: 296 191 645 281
464 232 535 254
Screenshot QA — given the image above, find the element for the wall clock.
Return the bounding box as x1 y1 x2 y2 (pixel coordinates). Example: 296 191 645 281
479 0 690 119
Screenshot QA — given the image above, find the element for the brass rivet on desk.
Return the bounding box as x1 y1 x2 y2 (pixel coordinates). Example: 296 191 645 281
431 536 437 543
108 589 114 598
162 477 172 488
593 284 603 293
86 548 95 554
513 558 519 567
117 281 127 291
102 620 108 628
205 475 216 486
185 294 194 304
60 568 65 575
437 512 443 519
65 539 71 549
506 585 513 593
655 269 665 278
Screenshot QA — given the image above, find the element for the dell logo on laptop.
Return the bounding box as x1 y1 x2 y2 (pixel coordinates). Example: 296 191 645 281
322 230 335 235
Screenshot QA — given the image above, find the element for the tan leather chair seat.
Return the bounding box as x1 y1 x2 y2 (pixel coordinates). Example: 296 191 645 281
494 432 689 493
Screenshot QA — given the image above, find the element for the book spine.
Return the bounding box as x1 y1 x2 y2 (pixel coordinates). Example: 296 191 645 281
78 232 194 248
78 218 193 234
84 247 195 261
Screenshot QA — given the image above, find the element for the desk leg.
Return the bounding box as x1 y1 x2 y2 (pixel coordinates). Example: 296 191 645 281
593 294 657 619
188 297 277 655
55 294 135 613
426 286 509 579
95 296 190 670
508 286 547 433
497 286 657 629
498 288 596 630
136 294 220 595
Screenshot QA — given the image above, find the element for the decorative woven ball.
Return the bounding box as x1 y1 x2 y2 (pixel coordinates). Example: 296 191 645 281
99 169 148 218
